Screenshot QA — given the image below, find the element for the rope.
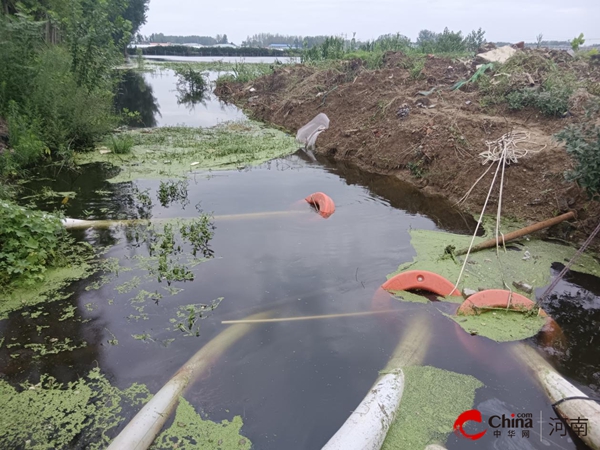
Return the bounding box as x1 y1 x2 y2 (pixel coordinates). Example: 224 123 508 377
479 131 544 165
451 152 503 294
457 131 544 207
451 131 545 295
537 220 600 306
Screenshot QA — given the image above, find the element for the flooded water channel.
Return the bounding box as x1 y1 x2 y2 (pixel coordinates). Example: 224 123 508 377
2 62 600 450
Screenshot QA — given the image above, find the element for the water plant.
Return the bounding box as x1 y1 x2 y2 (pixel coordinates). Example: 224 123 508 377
108 135 135 154
157 179 189 208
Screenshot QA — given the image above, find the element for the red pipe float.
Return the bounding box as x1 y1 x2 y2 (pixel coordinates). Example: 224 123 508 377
382 270 461 297
305 192 336 218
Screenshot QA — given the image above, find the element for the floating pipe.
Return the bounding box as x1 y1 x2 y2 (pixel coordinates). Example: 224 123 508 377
63 211 305 230
513 344 600 450
106 311 271 450
321 314 431 450
221 309 397 325
455 211 576 256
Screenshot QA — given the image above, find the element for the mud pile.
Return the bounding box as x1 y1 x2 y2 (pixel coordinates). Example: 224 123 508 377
217 51 600 240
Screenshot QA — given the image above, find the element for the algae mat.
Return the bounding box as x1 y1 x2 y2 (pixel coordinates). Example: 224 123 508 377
1 263 93 320
0 368 151 449
382 366 483 449
76 121 299 183
0 369 252 449
452 310 547 342
151 397 251 450
389 229 600 302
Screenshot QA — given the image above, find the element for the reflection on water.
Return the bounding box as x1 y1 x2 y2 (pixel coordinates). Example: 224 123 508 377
115 68 245 128
10 154 598 449
115 71 160 127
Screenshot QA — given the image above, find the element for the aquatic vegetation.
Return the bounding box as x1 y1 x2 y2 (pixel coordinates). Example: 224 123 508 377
76 121 298 183
452 310 547 342
170 298 223 337
2 265 91 320
23 337 87 359
389 229 600 302
174 66 209 106
382 366 483 449
0 368 151 450
132 185 154 218
157 179 189 208
108 135 135 154
151 397 252 450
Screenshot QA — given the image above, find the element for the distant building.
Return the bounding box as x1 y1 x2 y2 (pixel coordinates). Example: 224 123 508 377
268 44 291 50
212 43 238 48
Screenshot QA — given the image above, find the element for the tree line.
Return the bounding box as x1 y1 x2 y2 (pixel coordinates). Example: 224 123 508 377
0 0 150 179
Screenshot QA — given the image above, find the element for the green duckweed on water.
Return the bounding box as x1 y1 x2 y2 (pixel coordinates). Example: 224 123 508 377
76 121 299 183
451 309 547 342
382 366 483 450
389 228 600 303
1 264 92 320
0 368 151 450
151 397 252 450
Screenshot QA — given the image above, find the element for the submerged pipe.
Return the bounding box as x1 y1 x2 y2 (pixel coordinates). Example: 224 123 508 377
107 311 272 450
513 344 600 450
63 211 305 230
455 211 576 256
322 314 431 450
221 309 397 325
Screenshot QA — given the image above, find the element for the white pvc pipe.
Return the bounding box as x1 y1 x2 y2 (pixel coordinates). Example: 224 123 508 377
322 314 431 450
322 371 405 450
107 311 271 450
62 211 305 230
514 344 600 450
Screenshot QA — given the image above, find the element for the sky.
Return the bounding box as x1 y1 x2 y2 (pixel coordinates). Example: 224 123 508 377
140 0 600 45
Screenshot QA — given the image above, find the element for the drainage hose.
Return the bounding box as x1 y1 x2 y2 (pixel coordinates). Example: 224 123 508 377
106 311 272 450
321 314 431 450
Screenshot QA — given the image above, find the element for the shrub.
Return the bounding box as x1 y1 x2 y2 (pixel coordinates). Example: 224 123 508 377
507 86 571 117
108 135 134 154
1 104 47 176
0 201 67 286
556 124 600 198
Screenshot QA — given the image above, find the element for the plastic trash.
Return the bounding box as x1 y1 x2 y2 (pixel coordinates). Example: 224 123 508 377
296 113 329 150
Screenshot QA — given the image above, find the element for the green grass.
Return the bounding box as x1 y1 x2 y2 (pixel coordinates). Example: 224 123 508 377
108 135 134 154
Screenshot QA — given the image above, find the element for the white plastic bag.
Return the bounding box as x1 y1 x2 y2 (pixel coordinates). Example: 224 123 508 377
296 113 329 150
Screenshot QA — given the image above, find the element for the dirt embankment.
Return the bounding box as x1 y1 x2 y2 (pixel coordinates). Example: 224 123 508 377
216 51 600 243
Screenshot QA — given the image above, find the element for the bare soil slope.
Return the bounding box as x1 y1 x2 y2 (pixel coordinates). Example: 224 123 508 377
217 51 600 241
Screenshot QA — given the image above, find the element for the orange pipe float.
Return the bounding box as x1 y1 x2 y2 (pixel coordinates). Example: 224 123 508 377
382 270 461 297
305 192 336 218
456 289 565 348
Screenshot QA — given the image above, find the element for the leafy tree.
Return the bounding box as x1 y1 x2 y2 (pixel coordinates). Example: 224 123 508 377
570 33 585 51
464 28 486 52
435 27 465 53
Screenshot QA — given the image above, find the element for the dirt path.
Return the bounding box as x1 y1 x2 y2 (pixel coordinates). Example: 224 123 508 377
216 53 600 245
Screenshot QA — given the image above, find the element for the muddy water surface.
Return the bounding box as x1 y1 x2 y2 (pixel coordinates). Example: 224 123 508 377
2 63 600 450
